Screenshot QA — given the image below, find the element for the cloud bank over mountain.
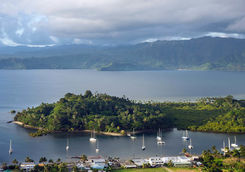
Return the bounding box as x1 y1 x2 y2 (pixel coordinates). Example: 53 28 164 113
1 0 245 46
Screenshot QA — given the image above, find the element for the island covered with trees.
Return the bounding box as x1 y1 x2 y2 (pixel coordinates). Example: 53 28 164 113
13 91 245 136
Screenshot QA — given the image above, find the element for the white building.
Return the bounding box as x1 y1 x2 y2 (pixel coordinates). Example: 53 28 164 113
161 156 191 167
148 157 163 166
132 158 148 167
88 156 106 169
20 162 35 171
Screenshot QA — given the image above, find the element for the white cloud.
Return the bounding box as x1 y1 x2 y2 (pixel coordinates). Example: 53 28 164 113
72 38 93 45
49 35 59 43
15 28 24 36
205 32 245 39
0 37 21 46
0 0 245 44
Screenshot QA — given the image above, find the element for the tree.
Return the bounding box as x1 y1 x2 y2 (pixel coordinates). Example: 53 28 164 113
12 159 18 164
49 159 54 163
84 90 93 98
39 157 47 163
58 162 68 172
182 148 187 154
25 157 34 162
81 154 87 162
72 165 79 172
167 160 174 167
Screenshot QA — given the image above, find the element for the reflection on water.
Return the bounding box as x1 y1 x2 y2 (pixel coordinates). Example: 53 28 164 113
0 70 245 163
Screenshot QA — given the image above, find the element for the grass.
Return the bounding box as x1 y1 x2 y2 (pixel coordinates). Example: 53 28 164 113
168 167 200 171
112 168 168 172
112 167 200 172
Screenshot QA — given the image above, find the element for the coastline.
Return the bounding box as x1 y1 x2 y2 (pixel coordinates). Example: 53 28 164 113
12 121 124 136
12 121 43 130
12 121 245 136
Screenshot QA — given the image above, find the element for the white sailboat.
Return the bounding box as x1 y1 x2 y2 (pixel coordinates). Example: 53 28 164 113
182 130 189 141
157 131 165 144
66 137 69 151
142 134 145 150
228 137 231 151
96 141 99 153
9 140 13 155
156 128 162 141
130 128 136 139
188 139 193 149
231 136 238 148
89 129 96 142
221 140 228 152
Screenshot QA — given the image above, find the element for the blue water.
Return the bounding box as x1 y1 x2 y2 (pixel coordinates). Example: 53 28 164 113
0 70 244 163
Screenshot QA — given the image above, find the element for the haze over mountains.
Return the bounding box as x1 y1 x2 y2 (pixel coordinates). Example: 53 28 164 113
0 37 245 71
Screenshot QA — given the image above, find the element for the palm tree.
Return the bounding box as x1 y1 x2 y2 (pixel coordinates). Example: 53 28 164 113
12 159 18 165
25 157 34 162
81 154 87 162
182 148 187 154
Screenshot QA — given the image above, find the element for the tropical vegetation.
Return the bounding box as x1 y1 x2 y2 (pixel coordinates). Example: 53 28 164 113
14 91 245 136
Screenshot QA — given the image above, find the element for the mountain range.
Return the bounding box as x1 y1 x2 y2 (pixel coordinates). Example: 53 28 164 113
0 37 245 71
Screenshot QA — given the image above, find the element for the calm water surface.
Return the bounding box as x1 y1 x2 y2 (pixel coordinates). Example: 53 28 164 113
0 70 245 163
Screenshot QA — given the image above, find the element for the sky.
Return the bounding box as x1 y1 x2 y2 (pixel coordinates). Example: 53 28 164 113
0 0 245 47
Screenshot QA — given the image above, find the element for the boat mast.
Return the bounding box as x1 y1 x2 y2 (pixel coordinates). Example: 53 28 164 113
9 140 13 154
143 134 145 147
228 137 231 150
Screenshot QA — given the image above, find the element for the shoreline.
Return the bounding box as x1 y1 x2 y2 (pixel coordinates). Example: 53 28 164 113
12 121 245 136
12 121 126 136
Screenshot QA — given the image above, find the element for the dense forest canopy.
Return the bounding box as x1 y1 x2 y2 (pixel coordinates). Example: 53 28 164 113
14 91 245 136
1 37 245 71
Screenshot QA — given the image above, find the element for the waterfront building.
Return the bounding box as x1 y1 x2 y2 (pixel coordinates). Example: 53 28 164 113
148 157 163 166
20 162 35 171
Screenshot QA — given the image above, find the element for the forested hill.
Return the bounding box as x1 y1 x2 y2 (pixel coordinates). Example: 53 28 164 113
14 91 245 136
1 37 245 71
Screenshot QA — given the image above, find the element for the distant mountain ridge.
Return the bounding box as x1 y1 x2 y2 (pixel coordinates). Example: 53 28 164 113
0 37 245 71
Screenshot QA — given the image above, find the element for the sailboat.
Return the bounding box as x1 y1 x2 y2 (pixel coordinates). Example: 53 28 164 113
188 139 193 149
182 130 190 141
89 129 96 142
231 136 238 148
66 137 69 151
9 140 13 155
156 128 162 141
221 140 227 152
96 141 99 153
157 131 165 144
142 134 145 150
228 137 231 151
130 128 136 140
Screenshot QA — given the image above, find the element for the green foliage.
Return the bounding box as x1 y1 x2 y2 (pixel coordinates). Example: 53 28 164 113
1 37 245 71
12 159 18 164
25 156 34 162
39 157 47 163
167 160 174 167
14 92 245 135
10 110 16 114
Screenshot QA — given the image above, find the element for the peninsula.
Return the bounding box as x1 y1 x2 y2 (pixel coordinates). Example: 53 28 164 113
14 91 245 136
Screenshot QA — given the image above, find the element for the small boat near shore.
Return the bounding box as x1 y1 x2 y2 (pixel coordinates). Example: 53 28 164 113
182 130 190 141
96 141 100 153
130 128 136 140
231 136 238 148
188 139 193 149
90 129 97 142
66 137 69 151
142 134 145 150
9 140 13 155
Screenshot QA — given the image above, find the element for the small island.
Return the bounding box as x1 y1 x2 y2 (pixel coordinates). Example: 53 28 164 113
14 91 245 137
